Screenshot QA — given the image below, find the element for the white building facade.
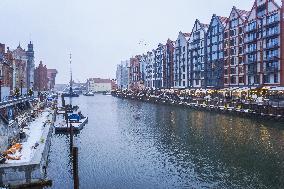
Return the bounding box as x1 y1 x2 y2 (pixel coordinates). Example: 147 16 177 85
174 32 191 88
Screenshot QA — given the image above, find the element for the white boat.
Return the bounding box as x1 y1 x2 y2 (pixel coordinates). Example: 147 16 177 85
54 117 88 132
83 91 95 96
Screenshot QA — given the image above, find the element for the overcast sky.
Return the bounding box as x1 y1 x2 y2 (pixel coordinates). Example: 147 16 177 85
0 0 256 84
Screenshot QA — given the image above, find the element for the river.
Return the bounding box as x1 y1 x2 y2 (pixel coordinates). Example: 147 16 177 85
46 94 284 189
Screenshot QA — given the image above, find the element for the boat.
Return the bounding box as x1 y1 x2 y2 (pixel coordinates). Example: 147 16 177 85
63 53 79 98
103 91 112 95
55 117 88 132
62 91 79 97
83 91 95 96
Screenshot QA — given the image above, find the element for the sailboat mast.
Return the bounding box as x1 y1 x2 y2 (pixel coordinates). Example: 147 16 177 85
69 53 73 93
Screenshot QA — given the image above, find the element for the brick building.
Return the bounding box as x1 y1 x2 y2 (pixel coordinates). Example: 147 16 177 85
47 69 58 89
34 61 48 91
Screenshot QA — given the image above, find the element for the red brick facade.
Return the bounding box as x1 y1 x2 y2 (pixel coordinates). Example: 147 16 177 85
34 61 48 91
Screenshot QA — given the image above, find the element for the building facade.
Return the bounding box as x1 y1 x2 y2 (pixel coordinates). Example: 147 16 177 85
153 44 165 89
139 54 147 86
26 42 35 90
47 69 58 90
206 15 228 89
34 61 48 91
164 39 175 88
129 56 142 90
188 20 208 88
116 60 130 90
117 0 284 89
224 7 248 87
245 0 283 86
145 51 154 89
87 78 112 92
174 32 191 88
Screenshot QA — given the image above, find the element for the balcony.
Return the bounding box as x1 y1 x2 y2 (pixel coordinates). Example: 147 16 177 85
264 31 280 38
247 68 257 75
265 18 280 26
245 59 257 64
264 66 279 73
264 43 279 49
264 55 279 61
246 48 257 54
245 37 257 43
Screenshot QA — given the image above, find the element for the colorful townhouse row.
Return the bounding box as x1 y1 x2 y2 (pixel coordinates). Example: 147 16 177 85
0 42 57 99
116 0 284 91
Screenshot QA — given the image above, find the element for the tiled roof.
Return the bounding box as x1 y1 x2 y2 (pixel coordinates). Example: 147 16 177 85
236 8 250 20
183 33 191 37
217 16 229 26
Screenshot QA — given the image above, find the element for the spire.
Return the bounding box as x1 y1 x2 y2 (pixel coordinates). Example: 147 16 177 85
18 42 21 48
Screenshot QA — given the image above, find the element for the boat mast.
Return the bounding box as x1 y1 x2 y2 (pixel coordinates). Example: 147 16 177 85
69 53 73 94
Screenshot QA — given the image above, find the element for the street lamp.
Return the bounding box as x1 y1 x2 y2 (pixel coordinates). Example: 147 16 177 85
0 72 3 102
20 79 23 96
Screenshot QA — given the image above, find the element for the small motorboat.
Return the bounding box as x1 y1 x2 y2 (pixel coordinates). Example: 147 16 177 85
83 91 95 96
103 92 112 95
55 112 88 132
55 117 88 132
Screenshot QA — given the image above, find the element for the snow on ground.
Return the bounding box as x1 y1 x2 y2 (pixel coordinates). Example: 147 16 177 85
6 111 50 164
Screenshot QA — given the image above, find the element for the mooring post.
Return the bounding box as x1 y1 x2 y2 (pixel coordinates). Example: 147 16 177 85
70 122 73 150
72 147 79 189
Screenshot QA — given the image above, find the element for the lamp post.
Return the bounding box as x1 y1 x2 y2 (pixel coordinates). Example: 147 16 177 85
31 81 34 96
0 73 3 102
20 79 23 96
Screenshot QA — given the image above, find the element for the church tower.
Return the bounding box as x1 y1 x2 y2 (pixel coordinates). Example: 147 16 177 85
26 41 35 90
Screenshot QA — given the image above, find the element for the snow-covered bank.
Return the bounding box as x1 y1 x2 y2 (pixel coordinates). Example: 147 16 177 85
0 109 55 187
6 111 51 164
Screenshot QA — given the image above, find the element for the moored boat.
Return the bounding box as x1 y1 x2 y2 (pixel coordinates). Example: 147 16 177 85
83 91 95 96
54 117 88 132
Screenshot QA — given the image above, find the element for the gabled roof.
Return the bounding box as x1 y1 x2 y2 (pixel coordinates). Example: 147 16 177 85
182 32 191 41
235 8 250 20
217 16 229 26
207 14 228 31
200 23 209 30
246 0 281 21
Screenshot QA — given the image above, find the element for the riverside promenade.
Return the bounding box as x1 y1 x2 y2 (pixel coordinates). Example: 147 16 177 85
0 95 56 188
112 88 284 122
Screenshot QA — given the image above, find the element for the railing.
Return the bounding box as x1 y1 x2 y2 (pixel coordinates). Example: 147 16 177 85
0 96 35 108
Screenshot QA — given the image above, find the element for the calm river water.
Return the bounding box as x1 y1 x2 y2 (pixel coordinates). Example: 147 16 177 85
46 95 284 189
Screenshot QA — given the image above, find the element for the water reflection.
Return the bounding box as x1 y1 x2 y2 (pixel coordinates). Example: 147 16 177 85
46 95 284 189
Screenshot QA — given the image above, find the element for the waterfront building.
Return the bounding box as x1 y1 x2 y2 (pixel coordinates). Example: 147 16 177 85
145 51 154 89
188 20 208 88
116 60 130 90
244 0 283 86
174 32 191 88
12 44 28 91
26 42 35 90
0 44 14 97
206 15 228 89
139 54 147 86
153 44 165 89
87 78 112 92
164 39 175 88
34 61 48 91
129 56 142 90
47 69 58 90
224 7 249 87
